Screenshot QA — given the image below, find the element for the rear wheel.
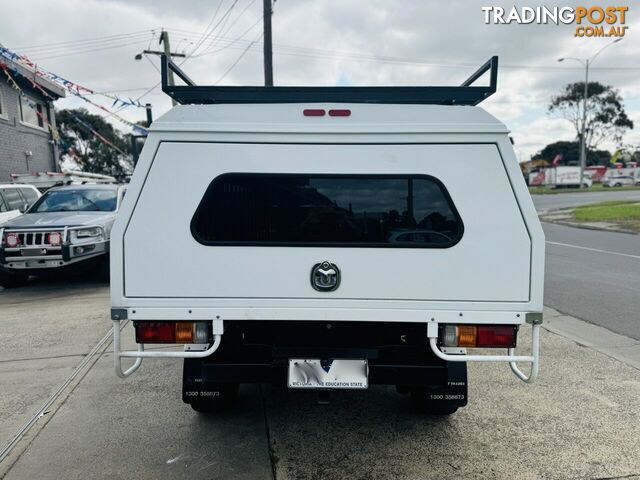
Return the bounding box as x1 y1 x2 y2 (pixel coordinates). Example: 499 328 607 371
188 383 239 413
0 269 29 288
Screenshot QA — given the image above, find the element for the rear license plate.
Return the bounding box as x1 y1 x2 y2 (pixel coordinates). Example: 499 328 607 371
288 359 368 389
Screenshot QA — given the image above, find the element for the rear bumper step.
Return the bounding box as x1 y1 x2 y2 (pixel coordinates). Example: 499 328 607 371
182 358 468 407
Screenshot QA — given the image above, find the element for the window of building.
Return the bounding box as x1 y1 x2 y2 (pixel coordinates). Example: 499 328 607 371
19 94 45 129
0 89 7 120
192 173 463 248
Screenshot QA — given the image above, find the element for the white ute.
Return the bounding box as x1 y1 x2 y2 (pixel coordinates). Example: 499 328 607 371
110 56 544 414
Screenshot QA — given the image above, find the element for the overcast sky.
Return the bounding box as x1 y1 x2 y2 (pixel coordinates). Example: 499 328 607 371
2 0 638 160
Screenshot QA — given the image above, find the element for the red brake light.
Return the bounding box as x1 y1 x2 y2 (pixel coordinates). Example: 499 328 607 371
328 109 351 117
5 233 20 248
303 109 325 116
48 232 62 246
476 325 517 348
136 322 175 343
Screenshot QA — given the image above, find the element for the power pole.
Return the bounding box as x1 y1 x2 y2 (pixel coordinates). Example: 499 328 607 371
579 60 589 189
263 0 273 86
145 103 153 126
160 29 178 105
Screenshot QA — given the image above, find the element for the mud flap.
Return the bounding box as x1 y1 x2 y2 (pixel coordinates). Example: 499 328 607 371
411 361 468 410
182 358 218 403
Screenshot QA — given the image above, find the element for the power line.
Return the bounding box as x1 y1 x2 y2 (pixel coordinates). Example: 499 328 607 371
158 30 640 71
24 38 151 59
192 16 263 57
208 0 258 50
14 30 154 51
30 38 151 61
187 0 225 57
187 0 239 59
215 32 263 84
20 33 153 58
143 53 161 73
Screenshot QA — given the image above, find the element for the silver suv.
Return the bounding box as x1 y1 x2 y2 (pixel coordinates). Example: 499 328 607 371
0 184 125 287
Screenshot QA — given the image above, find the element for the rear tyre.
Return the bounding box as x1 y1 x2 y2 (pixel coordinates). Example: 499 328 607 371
188 383 239 413
395 384 410 395
0 269 29 288
410 388 459 415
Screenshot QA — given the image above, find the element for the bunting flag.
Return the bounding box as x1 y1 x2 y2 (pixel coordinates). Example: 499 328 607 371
0 47 148 134
69 112 127 156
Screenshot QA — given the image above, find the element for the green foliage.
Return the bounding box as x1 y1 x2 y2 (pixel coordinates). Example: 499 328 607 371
56 108 133 180
532 140 611 166
548 81 634 149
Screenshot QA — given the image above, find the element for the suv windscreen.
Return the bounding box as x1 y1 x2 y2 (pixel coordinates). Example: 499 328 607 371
30 189 117 212
192 174 463 248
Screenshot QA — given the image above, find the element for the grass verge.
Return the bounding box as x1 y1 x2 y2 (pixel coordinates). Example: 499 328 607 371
529 184 640 195
573 201 640 232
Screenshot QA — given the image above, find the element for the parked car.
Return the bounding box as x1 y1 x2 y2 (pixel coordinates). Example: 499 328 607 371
603 176 636 187
0 184 125 287
0 184 41 226
109 56 544 416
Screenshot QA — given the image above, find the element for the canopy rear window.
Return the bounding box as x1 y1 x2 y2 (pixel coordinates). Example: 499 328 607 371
191 174 463 248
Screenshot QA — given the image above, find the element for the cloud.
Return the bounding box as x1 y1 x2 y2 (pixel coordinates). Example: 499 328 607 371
1 0 637 161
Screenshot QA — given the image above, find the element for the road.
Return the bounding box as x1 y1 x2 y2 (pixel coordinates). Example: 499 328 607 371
542 223 640 340
1 284 639 480
531 190 640 340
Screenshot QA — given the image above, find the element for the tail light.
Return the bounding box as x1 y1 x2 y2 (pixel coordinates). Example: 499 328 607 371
48 232 62 246
5 233 20 248
328 109 351 117
441 325 517 348
135 321 212 344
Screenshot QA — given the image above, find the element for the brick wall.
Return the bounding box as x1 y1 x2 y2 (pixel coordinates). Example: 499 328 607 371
0 76 58 183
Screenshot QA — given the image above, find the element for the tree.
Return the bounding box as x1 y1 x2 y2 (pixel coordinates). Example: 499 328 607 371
548 82 633 150
532 140 611 166
56 108 133 181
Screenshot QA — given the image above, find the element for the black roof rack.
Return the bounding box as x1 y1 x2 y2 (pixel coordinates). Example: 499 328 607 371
161 55 498 106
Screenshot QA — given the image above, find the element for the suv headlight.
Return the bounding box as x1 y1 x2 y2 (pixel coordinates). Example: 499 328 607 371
75 227 103 239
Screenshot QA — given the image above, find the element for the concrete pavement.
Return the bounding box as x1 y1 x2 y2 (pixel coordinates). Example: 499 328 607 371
0 280 109 444
1 283 640 480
